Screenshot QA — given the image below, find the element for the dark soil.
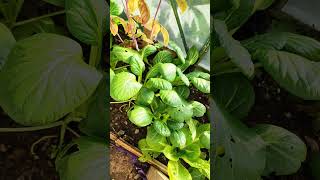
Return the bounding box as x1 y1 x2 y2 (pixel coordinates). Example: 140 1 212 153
0 114 59 180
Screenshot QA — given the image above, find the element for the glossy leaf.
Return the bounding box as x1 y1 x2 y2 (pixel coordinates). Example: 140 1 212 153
168 104 193 122
153 119 171 137
136 87 154 106
174 86 190 99
180 46 199 71
199 131 210 149
129 56 145 76
159 63 177 82
110 0 123 15
110 72 142 101
141 44 157 59
167 121 184 130
190 77 210 94
255 124 307 175
191 101 206 117
153 50 174 64
146 78 172 90
170 130 186 148
163 146 180 161
176 67 190 86
214 19 254 78
146 126 167 151
185 119 197 140
128 105 153 127
0 33 102 125
160 89 183 107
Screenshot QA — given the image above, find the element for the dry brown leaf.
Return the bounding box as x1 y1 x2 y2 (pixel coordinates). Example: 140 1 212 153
138 0 150 24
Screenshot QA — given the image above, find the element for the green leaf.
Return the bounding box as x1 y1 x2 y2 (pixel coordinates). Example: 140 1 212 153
0 33 102 126
183 158 210 179
153 50 174 64
150 97 167 114
0 23 15 69
169 41 185 64
167 121 184 130
257 50 320 100
243 32 287 52
160 90 183 107
199 131 210 149
191 101 206 117
163 146 180 161
213 73 255 118
189 167 206 180
214 19 254 78
174 86 190 99
170 130 186 148
180 143 201 161
168 160 192 180
79 76 107 138
66 0 107 45
146 78 172 90
110 72 142 101
180 46 199 71
176 67 190 86
185 119 197 140
159 63 177 82
55 137 107 180
129 56 145 76
254 0 274 11
136 87 154 106
190 77 210 94
168 103 193 122
128 105 153 127
153 119 171 137
110 69 115 83
146 126 167 152
283 33 320 62
146 63 161 80
111 46 142 64
138 139 161 162
213 99 266 180
254 124 307 176
110 0 123 15
187 71 210 80
42 0 65 7
141 44 157 59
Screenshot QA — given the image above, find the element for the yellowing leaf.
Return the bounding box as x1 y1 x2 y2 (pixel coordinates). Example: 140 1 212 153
176 0 188 13
136 29 154 44
128 0 139 14
127 18 137 37
112 16 128 33
138 0 150 24
160 25 169 46
110 19 118 36
145 20 161 39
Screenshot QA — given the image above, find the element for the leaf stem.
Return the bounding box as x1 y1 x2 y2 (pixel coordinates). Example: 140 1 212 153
89 45 101 67
198 36 210 62
169 0 188 52
0 120 64 132
13 10 66 27
111 100 132 104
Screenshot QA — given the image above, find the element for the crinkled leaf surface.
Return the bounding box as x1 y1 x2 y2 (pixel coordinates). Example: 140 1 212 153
146 78 172 90
191 101 206 117
128 105 153 127
0 33 102 126
153 119 171 137
110 72 142 101
190 77 210 94
136 87 154 106
159 63 176 82
160 89 183 107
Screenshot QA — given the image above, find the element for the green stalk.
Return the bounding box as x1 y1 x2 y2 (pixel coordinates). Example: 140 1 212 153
198 36 210 62
169 0 188 52
89 45 101 67
13 10 66 27
0 120 64 132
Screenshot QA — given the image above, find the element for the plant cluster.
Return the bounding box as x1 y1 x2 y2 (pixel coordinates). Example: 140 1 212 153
0 0 108 179
212 0 320 179
110 0 210 179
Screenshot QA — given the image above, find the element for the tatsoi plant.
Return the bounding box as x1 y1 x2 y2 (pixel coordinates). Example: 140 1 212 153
110 44 210 179
212 0 319 179
0 0 108 179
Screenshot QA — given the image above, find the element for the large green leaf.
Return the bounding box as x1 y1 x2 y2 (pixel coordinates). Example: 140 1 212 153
110 72 142 101
214 19 254 78
159 63 177 82
190 101 206 117
79 76 107 138
153 119 171 137
153 50 174 64
135 87 154 106
257 50 320 100
128 105 153 127
0 23 15 69
213 73 255 118
146 78 172 90
0 33 102 126
56 137 107 180
66 0 107 45
170 130 187 148
146 126 167 152
168 161 192 180
254 124 307 176
283 33 320 62
168 104 193 122
110 0 123 16
183 158 210 178
190 77 210 94
213 99 266 180
129 56 145 76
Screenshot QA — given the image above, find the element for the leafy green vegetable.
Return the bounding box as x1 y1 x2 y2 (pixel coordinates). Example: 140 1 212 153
168 160 192 180
136 87 154 106
146 78 172 90
128 105 153 127
153 50 174 64
159 63 177 82
191 101 206 117
153 119 171 137
160 90 183 107
190 77 210 94
0 23 15 69
0 33 102 125
110 72 142 101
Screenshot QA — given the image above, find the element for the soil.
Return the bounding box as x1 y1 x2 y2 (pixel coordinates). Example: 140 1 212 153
0 113 60 180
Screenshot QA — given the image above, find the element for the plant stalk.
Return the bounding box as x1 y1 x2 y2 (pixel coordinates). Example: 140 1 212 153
169 0 188 52
13 10 66 27
0 120 64 132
